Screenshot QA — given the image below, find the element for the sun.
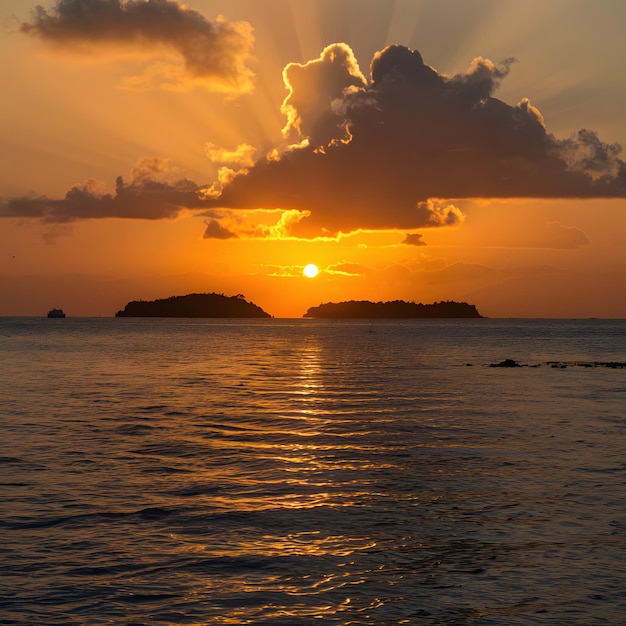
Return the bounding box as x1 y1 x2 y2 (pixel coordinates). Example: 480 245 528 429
303 263 319 278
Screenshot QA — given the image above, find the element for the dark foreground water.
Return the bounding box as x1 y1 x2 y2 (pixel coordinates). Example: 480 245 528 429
1 317 625 625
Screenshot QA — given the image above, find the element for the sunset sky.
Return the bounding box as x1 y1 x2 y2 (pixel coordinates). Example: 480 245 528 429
2 0 626 318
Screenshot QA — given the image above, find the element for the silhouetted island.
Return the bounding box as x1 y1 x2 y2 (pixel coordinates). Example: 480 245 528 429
303 300 482 319
115 293 271 318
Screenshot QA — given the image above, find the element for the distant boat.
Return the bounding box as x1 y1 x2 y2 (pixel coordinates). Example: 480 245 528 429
47 308 66 318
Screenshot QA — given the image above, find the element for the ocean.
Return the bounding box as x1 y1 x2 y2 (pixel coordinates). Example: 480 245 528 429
1 317 625 625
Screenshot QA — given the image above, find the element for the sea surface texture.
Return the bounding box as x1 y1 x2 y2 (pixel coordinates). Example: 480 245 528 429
1 317 625 625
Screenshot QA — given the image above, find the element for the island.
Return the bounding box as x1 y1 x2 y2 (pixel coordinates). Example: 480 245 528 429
303 300 482 319
115 293 271 318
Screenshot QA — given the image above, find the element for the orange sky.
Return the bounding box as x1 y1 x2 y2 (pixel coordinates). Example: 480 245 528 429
2 0 626 318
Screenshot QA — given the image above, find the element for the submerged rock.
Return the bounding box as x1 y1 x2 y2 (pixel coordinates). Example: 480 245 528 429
489 359 523 368
486 359 626 369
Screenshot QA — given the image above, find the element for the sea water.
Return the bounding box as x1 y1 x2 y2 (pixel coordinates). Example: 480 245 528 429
1 317 625 625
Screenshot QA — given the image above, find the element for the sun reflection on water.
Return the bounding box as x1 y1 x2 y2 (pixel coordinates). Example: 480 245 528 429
149 328 452 623
291 338 326 415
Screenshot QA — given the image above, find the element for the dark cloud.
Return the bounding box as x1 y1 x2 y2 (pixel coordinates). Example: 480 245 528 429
5 42 626 236
0 158 210 222
402 233 426 246
370 45 442 88
21 0 254 92
558 129 624 180
207 44 626 235
203 218 237 239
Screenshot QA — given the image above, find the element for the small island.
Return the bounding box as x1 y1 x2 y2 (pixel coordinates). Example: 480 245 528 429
303 300 482 319
115 293 271 318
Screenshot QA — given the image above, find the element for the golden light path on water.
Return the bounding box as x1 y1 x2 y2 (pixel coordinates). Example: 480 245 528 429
168 333 400 621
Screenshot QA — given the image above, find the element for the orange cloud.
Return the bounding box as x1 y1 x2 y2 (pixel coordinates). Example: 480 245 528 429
326 262 369 277
281 43 367 147
201 208 311 240
204 143 257 169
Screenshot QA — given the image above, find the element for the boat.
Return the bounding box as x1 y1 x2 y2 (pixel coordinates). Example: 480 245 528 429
47 308 66 318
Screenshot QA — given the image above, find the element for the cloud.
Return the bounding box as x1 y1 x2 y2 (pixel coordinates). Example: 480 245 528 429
415 200 465 227
202 218 237 240
5 42 626 238
281 42 367 147
402 233 427 247
541 221 591 249
326 262 369 277
199 208 311 240
558 129 624 180
0 157 210 222
250 208 310 238
204 143 257 168
460 204 593 250
20 0 255 93
482 220 591 250
207 44 626 235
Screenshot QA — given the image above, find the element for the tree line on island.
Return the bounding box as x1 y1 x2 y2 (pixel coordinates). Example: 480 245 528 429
115 293 271 318
303 300 481 318
115 293 482 319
